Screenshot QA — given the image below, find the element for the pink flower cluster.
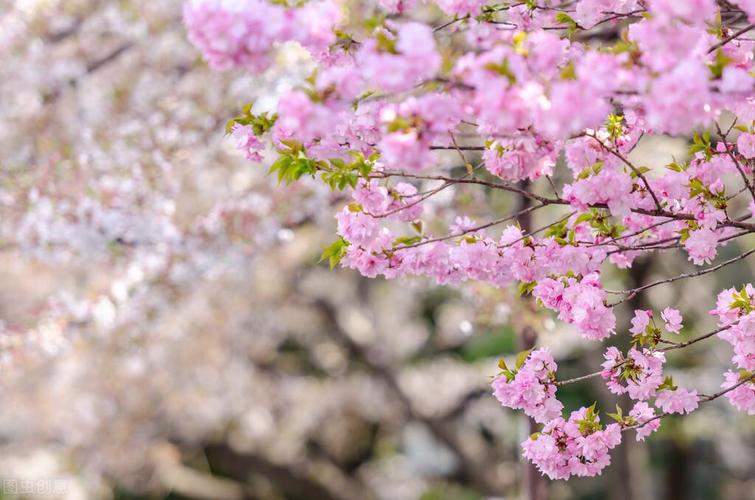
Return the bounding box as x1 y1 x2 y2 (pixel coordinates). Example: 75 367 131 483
188 0 755 480
721 370 755 415
711 286 755 371
184 0 341 72
522 407 622 480
661 307 683 334
684 228 720 265
575 0 640 28
733 0 755 22
378 93 462 171
184 0 285 72
709 286 755 414
629 402 660 441
654 388 699 414
534 274 616 341
232 124 264 162
483 135 557 181
601 347 665 400
358 23 441 93
739 133 755 159
435 0 487 16
492 348 563 424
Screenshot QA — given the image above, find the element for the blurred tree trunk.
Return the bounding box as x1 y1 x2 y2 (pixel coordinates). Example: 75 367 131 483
664 438 688 500
518 182 548 500
606 259 651 500
520 325 547 500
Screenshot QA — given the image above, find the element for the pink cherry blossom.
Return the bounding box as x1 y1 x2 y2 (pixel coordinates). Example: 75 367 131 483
435 0 487 16
645 60 713 135
184 0 287 72
721 67 754 93
737 133 755 159
655 388 699 414
555 274 617 341
574 0 640 28
733 0 755 22
359 23 441 93
336 208 380 247
378 131 433 171
718 312 755 371
629 402 661 441
492 348 563 424
232 124 264 162
292 1 341 55
187 0 755 481
683 228 719 265
721 371 755 415
647 0 717 25
661 307 683 334
522 408 622 480
629 309 653 335
601 347 666 400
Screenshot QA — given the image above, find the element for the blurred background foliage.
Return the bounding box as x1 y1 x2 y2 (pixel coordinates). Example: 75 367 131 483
0 0 753 499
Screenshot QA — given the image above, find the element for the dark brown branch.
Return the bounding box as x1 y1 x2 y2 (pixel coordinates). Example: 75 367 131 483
607 246 755 301
708 23 755 53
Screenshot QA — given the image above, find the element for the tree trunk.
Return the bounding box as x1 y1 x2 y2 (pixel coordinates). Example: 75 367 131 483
517 182 548 500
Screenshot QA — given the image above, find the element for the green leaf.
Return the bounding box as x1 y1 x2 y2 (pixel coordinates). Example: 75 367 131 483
269 155 293 179
329 157 346 169
657 375 676 391
544 219 568 239
319 237 350 269
586 401 597 419
279 139 303 153
394 235 422 246
560 61 577 80
606 403 624 422
555 12 578 33
629 166 651 179
666 160 686 172
708 48 732 79
375 30 399 54
689 132 713 161
484 58 517 85
574 212 594 225
607 114 624 140
515 348 533 369
518 281 537 296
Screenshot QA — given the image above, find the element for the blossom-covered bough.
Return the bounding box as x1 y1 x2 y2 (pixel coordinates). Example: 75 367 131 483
185 0 755 481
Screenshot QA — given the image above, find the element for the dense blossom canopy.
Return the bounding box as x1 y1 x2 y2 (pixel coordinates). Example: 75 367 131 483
185 0 755 480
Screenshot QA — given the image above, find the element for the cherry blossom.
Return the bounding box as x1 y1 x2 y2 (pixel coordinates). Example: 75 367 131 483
182 0 755 482
721 371 755 415
232 124 265 162
655 388 699 415
522 407 622 480
684 228 720 265
6 0 755 495
661 307 683 334
629 402 661 441
492 348 563 424
601 347 666 401
738 133 755 159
